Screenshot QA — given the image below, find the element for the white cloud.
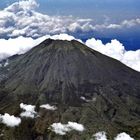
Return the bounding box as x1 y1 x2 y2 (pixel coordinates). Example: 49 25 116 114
20 103 37 118
86 38 140 72
0 113 21 127
3 59 9 67
20 111 36 118
93 131 107 140
0 34 77 60
0 0 140 38
50 123 71 135
0 0 94 38
5 0 38 12
50 34 75 41
93 18 140 30
40 104 57 111
67 122 85 132
92 132 135 140
0 34 140 72
0 36 46 60
50 122 84 135
114 132 134 140
0 34 79 61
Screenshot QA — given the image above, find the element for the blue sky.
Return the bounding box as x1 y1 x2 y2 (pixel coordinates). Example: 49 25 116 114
45 0 139 18
1 0 140 23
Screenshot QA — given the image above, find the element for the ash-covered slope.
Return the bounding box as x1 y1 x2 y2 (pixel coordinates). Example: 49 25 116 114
0 39 140 140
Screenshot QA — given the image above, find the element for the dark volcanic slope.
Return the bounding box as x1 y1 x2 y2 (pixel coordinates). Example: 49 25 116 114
0 39 140 140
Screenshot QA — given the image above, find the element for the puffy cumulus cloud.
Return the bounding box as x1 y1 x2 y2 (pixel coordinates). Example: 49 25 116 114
0 36 46 60
5 0 38 12
114 132 134 140
0 34 79 61
86 38 140 72
68 18 140 31
107 18 140 29
0 0 140 38
0 113 21 127
40 104 57 111
50 123 70 135
91 132 135 140
50 122 84 135
90 18 140 30
67 122 85 132
0 0 94 38
86 39 125 60
50 34 75 41
0 34 140 72
93 131 107 140
20 103 37 118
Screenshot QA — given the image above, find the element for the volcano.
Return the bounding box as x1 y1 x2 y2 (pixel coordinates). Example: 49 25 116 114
0 39 140 140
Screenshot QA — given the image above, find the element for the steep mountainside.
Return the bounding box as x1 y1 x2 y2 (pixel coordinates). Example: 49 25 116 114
0 39 140 140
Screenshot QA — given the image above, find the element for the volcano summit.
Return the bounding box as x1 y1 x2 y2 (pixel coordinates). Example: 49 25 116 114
0 39 140 140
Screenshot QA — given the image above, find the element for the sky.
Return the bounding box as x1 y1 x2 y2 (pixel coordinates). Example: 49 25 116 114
1 0 140 22
39 0 140 21
0 0 140 47
39 0 140 50
0 0 140 33
0 0 140 72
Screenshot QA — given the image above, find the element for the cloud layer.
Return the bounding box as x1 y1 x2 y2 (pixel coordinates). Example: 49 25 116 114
0 34 140 72
20 103 37 118
93 131 107 140
0 0 139 72
0 0 93 38
50 122 84 135
0 113 21 127
0 0 140 38
86 38 140 72
92 132 134 140
0 34 76 60
0 36 45 60
114 132 134 140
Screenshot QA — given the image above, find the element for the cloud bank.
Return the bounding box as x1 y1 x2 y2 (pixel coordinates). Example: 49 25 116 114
92 132 134 140
86 38 140 72
0 34 76 60
0 34 140 72
93 131 107 140
0 0 139 72
0 0 93 38
0 36 46 60
0 0 140 38
20 103 37 118
50 122 84 135
114 132 134 140
0 113 21 127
